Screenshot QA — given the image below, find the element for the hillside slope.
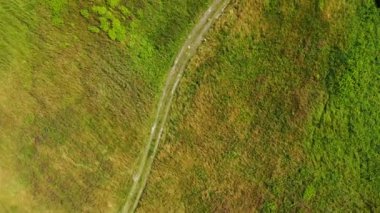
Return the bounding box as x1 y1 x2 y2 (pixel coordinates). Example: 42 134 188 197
0 0 210 211
139 0 379 211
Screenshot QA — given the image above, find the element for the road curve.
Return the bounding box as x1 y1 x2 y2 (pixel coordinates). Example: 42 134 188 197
121 0 230 212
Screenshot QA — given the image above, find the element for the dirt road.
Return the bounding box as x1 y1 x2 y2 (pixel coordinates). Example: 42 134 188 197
121 0 230 212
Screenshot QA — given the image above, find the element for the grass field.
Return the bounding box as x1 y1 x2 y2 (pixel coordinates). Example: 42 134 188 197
0 0 210 211
138 0 379 211
1 0 378 212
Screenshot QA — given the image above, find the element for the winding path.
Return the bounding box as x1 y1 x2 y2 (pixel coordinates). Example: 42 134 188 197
121 0 230 212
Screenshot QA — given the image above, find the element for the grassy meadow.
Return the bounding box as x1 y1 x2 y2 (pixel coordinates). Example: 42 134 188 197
0 0 210 211
139 0 379 212
0 0 378 212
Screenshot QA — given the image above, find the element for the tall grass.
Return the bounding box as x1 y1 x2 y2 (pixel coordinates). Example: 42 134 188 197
0 0 211 211
138 0 379 211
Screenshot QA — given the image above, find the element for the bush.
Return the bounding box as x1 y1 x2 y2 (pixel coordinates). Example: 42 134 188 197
80 9 90 19
119 6 131 17
107 0 121 8
107 18 126 41
88 26 100 33
92 6 107 16
99 17 110 31
108 29 117 40
113 24 126 41
47 0 67 25
81 3 129 42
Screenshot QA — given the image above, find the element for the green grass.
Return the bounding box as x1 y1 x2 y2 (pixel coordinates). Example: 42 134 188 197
0 0 210 211
139 0 379 211
47 0 67 25
1 0 378 211
304 3 380 209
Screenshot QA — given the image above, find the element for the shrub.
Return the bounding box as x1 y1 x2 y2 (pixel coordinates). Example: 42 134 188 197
47 0 67 25
104 11 114 20
48 0 66 16
108 29 117 40
111 18 121 28
107 19 126 41
113 24 126 41
80 9 90 19
107 0 121 8
92 6 107 16
81 3 129 42
99 17 110 31
88 26 100 33
119 6 131 17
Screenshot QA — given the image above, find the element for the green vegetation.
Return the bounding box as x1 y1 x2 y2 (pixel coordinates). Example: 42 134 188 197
139 0 379 211
108 0 121 8
0 0 378 212
84 2 128 41
47 0 67 25
88 25 100 33
0 0 210 211
80 9 90 19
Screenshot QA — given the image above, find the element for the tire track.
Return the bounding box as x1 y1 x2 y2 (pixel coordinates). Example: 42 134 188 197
121 0 230 212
